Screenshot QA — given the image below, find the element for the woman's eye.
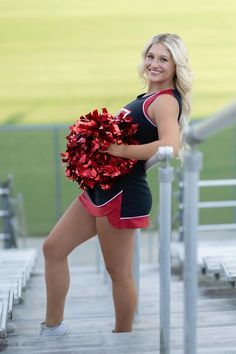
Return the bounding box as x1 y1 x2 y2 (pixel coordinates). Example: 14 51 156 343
147 54 154 59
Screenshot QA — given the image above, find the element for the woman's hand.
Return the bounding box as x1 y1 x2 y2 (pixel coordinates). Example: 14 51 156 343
103 143 126 158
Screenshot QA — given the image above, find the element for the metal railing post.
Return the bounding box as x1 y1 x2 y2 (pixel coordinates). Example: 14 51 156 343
183 148 202 354
133 229 141 319
177 170 185 241
158 154 174 354
145 146 174 353
0 177 17 249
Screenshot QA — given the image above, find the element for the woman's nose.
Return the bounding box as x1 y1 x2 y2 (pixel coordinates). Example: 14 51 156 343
150 60 160 68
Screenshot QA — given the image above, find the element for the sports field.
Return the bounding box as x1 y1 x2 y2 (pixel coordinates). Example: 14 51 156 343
0 0 236 235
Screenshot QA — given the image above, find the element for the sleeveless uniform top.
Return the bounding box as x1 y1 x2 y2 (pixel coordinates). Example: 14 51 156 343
79 88 182 229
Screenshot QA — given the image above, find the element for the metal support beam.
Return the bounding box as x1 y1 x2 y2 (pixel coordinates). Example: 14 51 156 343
183 148 202 354
159 159 174 354
133 229 141 320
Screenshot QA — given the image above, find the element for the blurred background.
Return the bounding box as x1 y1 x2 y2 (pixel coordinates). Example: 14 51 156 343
0 0 235 236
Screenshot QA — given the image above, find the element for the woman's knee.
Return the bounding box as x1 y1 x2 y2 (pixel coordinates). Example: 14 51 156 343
42 236 65 261
42 237 54 260
106 264 133 283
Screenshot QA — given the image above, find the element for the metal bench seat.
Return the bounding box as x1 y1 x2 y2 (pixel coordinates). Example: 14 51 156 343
220 260 236 286
0 289 14 319
0 288 14 340
0 248 37 261
202 256 236 280
0 249 37 341
172 241 236 265
202 256 222 278
0 268 28 289
1 278 23 303
0 249 37 277
0 301 8 339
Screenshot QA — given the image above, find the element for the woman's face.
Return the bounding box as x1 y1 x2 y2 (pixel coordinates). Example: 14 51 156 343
144 42 176 89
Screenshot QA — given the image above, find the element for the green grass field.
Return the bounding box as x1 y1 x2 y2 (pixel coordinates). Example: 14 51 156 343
0 0 236 235
0 0 235 123
1 124 235 235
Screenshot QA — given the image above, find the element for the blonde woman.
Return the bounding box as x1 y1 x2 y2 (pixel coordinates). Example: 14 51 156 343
40 33 192 336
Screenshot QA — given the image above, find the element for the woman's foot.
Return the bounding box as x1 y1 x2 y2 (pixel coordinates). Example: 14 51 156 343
39 321 70 336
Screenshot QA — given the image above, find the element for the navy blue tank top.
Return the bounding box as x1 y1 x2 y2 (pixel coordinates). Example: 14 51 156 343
85 88 182 213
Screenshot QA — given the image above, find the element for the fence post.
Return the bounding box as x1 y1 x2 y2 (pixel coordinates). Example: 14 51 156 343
183 148 202 354
133 229 141 319
158 154 174 354
0 177 17 249
176 170 185 242
53 127 62 220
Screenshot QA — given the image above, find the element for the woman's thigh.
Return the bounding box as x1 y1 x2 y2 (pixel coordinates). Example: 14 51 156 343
43 197 97 259
96 216 136 279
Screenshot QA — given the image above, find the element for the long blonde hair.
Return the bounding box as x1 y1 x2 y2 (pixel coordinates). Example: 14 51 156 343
138 33 193 156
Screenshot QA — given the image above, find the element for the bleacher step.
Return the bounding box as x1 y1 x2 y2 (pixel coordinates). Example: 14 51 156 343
3 265 236 353
4 326 236 353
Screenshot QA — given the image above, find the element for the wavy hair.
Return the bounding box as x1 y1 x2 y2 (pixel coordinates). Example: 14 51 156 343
138 33 193 157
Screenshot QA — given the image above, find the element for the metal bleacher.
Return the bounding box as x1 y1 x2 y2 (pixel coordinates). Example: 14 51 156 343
172 239 236 286
0 249 37 343
0 176 37 346
173 170 236 288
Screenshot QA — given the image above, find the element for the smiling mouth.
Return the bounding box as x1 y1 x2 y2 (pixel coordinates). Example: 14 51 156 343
149 69 163 74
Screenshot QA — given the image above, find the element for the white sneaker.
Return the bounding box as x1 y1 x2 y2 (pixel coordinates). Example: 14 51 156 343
39 321 70 336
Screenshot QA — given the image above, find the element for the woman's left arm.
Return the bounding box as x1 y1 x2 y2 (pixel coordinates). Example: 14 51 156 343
106 94 181 160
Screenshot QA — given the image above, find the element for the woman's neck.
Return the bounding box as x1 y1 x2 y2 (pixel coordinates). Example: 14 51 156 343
146 83 175 94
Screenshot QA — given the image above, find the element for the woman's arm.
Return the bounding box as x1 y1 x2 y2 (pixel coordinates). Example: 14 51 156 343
106 94 181 160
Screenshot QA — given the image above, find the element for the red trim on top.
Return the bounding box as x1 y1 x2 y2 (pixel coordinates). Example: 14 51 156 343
143 89 174 125
79 192 149 229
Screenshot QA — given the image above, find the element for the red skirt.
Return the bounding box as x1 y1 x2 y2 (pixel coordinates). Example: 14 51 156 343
79 191 150 229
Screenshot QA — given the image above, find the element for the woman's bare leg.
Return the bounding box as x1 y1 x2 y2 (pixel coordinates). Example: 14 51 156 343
96 217 137 332
42 198 97 326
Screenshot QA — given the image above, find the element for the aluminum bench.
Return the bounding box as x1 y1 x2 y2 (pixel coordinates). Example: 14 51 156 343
0 249 37 341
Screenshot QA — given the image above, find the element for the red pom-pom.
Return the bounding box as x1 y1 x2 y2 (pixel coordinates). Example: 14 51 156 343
61 108 138 190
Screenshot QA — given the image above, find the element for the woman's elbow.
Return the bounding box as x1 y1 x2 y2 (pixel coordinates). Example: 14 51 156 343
160 140 180 158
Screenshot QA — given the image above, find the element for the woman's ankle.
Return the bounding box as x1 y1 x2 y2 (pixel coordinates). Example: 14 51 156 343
45 318 63 327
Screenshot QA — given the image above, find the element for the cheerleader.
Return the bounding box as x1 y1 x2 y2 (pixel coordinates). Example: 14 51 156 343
40 33 192 336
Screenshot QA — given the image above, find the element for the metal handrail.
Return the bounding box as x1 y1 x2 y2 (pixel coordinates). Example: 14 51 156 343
145 146 174 354
183 101 236 354
184 101 236 145
198 179 236 187
198 200 236 208
177 178 236 237
97 146 174 353
144 146 174 171
179 178 236 187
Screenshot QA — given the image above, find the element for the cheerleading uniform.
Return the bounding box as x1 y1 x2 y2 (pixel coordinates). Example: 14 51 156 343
79 88 182 229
